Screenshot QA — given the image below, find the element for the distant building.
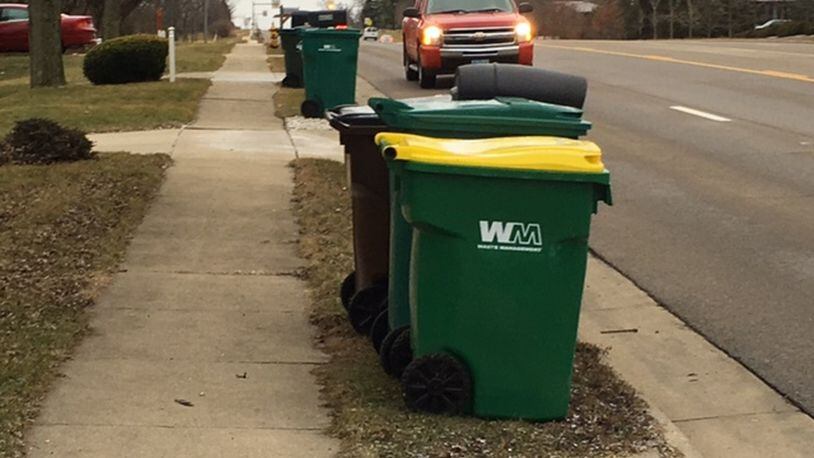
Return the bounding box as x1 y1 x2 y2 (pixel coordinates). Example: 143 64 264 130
559 1 598 14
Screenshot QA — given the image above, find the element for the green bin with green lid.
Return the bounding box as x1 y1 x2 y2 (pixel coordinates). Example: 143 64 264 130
370 96 591 139
280 28 303 88
376 133 612 421
300 28 361 117
367 97 592 378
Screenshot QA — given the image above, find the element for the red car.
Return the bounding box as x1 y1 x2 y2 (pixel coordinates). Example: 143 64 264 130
403 0 534 88
0 3 98 52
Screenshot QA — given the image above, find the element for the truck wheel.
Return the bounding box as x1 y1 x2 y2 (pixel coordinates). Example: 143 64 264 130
419 63 436 89
402 353 472 415
404 50 418 81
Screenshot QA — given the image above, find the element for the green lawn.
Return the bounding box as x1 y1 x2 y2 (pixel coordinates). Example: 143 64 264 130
0 153 171 456
0 38 237 134
0 53 85 84
174 38 237 73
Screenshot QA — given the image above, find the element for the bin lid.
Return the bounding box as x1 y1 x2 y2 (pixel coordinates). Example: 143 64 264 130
299 28 361 37
369 96 592 139
375 133 605 174
326 105 384 135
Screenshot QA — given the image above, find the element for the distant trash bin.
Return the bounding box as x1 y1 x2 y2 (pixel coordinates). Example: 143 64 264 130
280 28 303 88
328 96 593 378
299 28 361 118
306 9 348 28
376 133 612 421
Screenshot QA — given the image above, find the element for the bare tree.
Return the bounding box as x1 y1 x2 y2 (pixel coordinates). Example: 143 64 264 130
29 0 66 87
727 0 733 37
102 0 121 38
668 0 678 38
687 0 694 37
649 0 661 38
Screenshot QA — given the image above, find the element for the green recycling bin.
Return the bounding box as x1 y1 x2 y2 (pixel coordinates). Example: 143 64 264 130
377 133 612 421
280 28 303 88
300 28 361 118
367 97 592 377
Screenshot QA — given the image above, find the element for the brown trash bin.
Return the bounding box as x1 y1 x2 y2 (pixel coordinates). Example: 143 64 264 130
327 106 390 335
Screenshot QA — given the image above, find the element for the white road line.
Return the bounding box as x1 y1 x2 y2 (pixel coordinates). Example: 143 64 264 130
670 105 732 122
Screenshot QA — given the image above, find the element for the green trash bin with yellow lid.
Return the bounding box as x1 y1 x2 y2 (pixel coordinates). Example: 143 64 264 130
376 133 612 421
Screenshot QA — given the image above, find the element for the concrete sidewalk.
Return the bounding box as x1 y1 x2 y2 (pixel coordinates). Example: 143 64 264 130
27 43 338 457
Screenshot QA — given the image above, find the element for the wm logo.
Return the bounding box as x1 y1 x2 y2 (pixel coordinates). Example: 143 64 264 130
478 221 542 252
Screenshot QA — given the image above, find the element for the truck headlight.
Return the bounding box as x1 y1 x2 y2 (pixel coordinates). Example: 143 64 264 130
422 26 443 46
515 22 532 42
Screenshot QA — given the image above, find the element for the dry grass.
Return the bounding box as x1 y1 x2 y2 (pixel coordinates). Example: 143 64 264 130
290 158 679 457
274 87 305 119
267 54 286 73
0 153 171 456
174 38 238 73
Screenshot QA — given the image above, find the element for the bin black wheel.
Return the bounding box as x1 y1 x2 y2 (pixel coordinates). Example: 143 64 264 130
339 271 356 311
379 326 412 378
301 99 323 118
369 306 389 353
347 283 388 334
402 353 472 415
282 74 300 88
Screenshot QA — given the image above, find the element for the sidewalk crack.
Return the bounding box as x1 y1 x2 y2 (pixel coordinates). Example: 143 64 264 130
672 409 800 423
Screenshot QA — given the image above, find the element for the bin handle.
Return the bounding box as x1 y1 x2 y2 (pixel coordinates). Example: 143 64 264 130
382 147 398 160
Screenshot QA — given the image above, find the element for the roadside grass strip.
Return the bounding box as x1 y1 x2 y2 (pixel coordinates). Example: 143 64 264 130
290 158 679 457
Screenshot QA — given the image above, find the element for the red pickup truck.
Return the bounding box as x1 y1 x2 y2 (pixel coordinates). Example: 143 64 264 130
0 3 98 53
402 0 534 88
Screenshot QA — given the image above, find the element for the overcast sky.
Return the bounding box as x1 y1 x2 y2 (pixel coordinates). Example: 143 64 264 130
231 0 332 28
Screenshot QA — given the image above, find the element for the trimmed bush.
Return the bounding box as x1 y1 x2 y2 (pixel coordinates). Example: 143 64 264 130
83 34 168 85
1 118 93 165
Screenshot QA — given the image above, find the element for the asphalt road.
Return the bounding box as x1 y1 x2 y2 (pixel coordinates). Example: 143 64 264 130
357 39 814 415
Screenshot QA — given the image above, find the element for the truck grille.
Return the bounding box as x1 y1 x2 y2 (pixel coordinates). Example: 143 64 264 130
443 27 516 48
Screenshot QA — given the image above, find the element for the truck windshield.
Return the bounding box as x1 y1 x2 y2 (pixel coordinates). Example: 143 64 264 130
426 0 515 14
